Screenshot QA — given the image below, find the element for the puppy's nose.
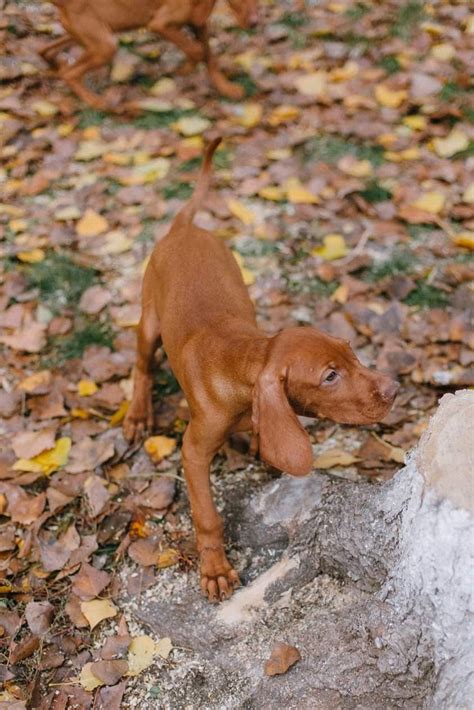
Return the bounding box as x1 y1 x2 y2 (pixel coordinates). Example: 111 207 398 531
379 379 400 402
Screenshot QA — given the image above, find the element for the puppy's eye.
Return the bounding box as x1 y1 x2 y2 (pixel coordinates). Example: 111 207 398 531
324 370 338 383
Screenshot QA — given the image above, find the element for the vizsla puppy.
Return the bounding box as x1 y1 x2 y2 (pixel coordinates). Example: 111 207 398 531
124 138 399 602
40 0 258 110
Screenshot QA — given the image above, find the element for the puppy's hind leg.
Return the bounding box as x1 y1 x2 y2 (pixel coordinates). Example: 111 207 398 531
123 269 162 443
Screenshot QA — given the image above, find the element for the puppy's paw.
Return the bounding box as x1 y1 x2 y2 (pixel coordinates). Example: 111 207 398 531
199 547 240 602
123 406 153 444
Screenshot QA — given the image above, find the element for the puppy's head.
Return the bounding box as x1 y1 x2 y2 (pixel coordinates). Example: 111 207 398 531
227 0 259 28
252 327 399 476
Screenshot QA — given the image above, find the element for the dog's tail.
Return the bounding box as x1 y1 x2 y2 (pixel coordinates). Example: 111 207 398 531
175 136 222 226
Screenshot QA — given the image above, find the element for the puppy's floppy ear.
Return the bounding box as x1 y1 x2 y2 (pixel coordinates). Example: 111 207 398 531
252 365 313 476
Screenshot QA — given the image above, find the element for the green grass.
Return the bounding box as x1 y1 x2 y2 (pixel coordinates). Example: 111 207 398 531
162 182 193 200
77 108 109 129
153 367 180 398
379 56 402 75
279 12 306 29
132 108 194 130
363 250 416 281
285 275 338 297
49 319 114 362
25 253 98 311
234 239 279 258
357 180 392 203
404 282 449 308
300 135 385 167
391 1 426 40
231 72 259 98
178 157 202 173
345 3 370 21
214 147 234 170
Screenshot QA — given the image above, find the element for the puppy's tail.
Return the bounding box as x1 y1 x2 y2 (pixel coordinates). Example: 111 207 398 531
175 136 222 226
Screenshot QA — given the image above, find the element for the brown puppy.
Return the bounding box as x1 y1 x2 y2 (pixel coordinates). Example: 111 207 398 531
40 0 258 109
124 138 399 602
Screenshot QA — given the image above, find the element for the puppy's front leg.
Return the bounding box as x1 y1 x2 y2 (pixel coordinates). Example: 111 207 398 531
182 418 240 602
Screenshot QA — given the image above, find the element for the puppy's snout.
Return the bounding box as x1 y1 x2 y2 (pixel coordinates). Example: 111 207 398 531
379 379 400 403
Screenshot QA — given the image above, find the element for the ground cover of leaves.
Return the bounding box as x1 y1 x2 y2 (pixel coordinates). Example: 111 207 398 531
0 0 473 707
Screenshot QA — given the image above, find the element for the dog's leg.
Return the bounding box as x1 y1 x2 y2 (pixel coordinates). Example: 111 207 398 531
123 279 162 443
148 8 205 65
194 25 244 100
182 418 240 602
39 35 74 67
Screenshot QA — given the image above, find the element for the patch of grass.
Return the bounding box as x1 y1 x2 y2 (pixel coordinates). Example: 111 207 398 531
162 182 193 200
279 12 306 29
363 250 416 281
357 180 392 203
137 220 159 243
288 29 307 49
404 282 449 308
153 367 180 398
439 81 464 103
391 1 426 40
452 141 474 160
51 319 114 362
130 74 155 89
379 56 402 75
133 108 193 130
178 157 202 173
77 108 108 129
286 275 338 297
214 147 234 170
232 72 258 98
234 239 279 258
345 3 370 21
25 253 98 311
300 135 385 167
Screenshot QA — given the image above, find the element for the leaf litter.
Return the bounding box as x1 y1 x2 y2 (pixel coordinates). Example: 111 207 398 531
0 0 473 706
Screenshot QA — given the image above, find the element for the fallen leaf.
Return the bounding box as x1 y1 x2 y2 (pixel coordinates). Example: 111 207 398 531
79 662 103 691
10 636 40 664
232 251 255 285
72 562 111 600
338 155 373 177
18 370 52 394
84 475 111 517
66 436 114 473
111 50 139 82
17 248 45 263
375 84 407 108
80 599 118 630
462 183 474 204
295 71 328 97
259 185 286 201
126 635 157 676
144 436 177 463
79 285 112 315
24 601 54 636
227 198 256 226
173 115 211 136
155 637 173 659
285 177 319 204
264 642 301 676
13 437 71 475
267 105 301 126
233 102 262 128
9 491 46 525
39 536 71 571
156 548 179 569
433 129 469 158
1 321 46 353
89 659 129 685
314 449 360 469
312 234 348 260
11 427 56 459
411 191 445 214
76 209 109 238
452 232 474 250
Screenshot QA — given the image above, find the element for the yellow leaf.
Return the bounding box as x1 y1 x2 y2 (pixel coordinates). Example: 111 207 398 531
110 401 129 427
430 43 456 61
80 599 117 630
71 408 90 419
285 177 319 205
13 437 71 476
295 71 328 97
119 158 170 185
103 151 133 166
144 435 177 463
227 198 256 226
384 147 420 162
173 115 211 136
258 185 286 201
433 129 469 158
233 102 262 129
150 77 177 95
57 122 74 137
411 191 445 214
31 100 58 117
10 218 27 233
79 662 102 691
17 249 45 263
126 635 157 676
99 230 133 255
266 148 292 161
136 98 173 113
155 637 173 659
375 84 407 108
312 234 348 261
338 155 373 177
267 105 301 126
110 51 138 82
54 205 81 221
452 232 474 250
75 140 106 161
78 379 98 397
232 251 255 285
76 209 109 238
314 449 360 469
466 15 474 34
402 115 427 131
329 60 359 82
462 183 474 204
330 283 349 304
156 549 179 569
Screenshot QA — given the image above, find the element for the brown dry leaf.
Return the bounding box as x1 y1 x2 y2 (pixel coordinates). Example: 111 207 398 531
66 437 115 473
11 427 56 459
0 321 46 353
24 601 54 636
9 491 46 525
84 475 111 517
314 449 360 469
264 642 301 676
0 610 21 637
39 536 71 572
88 659 129 685
18 370 52 395
96 680 127 710
71 562 111 600
79 285 112 314
156 548 179 569
80 598 118 630
10 636 40 664
127 538 160 566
